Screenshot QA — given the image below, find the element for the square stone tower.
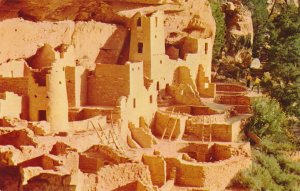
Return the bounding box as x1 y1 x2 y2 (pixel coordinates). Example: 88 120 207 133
129 11 165 80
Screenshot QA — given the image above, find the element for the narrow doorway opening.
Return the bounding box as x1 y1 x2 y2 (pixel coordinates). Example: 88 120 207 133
38 110 47 121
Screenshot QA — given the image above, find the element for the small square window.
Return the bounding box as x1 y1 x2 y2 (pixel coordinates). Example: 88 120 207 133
138 43 143 53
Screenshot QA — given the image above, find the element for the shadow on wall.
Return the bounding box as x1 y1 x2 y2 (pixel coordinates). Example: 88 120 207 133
0 166 22 191
178 143 234 162
112 182 136 191
95 27 129 65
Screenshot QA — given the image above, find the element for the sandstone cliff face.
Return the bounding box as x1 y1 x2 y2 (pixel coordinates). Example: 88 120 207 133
222 0 253 67
0 0 126 23
0 0 216 52
0 19 127 69
0 19 74 64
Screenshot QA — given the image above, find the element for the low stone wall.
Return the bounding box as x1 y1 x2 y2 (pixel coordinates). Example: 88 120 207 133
185 122 241 142
0 129 37 149
201 156 251 191
142 155 166 187
69 107 121 123
216 95 250 106
69 116 107 132
177 143 211 162
216 84 247 93
23 171 79 191
165 156 251 190
188 112 229 124
153 111 187 140
130 125 157 148
0 78 28 95
166 106 220 116
97 163 153 191
233 105 251 114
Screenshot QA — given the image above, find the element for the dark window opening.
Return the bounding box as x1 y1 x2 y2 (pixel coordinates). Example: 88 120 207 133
156 82 160 91
138 43 143 53
133 98 136 108
137 18 142 27
38 110 47 121
205 43 208 55
150 95 153 104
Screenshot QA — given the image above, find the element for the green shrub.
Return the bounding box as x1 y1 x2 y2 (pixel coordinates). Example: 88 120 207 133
260 137 295 155
209 0 226 59
233 150 300 191
234 162 282 190
234 97 300 190
245 97 286 138
277 155 300 176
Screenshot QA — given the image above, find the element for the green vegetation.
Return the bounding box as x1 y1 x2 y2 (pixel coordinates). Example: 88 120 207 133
233 97 300 190
209 0 226 59
235 150 300 191
222 1 300 190
263 6 300 117
230 2 300 189
241 0 269 58
242 1 300 117
245 97 286 138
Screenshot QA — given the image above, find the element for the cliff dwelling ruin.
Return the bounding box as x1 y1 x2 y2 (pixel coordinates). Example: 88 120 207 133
0 0 254 190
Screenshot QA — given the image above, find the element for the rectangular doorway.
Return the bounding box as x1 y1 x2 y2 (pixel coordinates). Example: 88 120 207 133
38 110 47 121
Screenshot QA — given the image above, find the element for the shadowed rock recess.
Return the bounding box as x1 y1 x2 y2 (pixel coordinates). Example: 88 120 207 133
0 0 253 191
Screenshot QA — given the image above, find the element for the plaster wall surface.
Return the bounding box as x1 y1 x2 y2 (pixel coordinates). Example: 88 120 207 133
142 154 166 187
46 63 69 132
0 60 26 77
125 62 157 126
65 66 87 107
0 92 22 118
